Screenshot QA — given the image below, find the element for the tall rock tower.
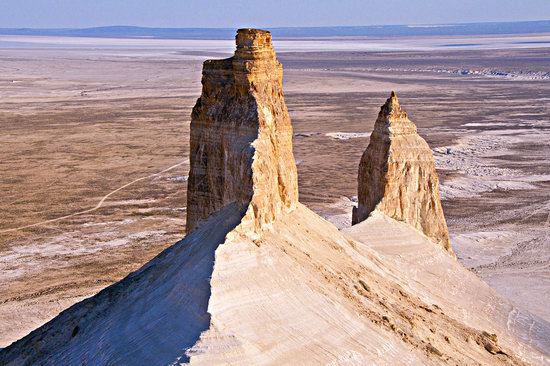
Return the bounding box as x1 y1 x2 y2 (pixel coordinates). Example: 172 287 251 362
186 28 298 234
352 92 454 255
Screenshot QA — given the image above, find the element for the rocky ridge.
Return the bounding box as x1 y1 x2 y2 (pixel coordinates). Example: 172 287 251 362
352 92 454 255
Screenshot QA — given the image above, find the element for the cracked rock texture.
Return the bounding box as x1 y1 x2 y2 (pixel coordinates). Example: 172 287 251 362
352 92 454 255
186 28 298 234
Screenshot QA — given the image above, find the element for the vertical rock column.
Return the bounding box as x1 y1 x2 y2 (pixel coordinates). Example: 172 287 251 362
186 29 298 234
353 92 455 256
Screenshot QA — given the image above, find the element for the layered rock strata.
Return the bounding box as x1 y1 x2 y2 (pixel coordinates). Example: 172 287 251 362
352 92 454 255
186 28 298 234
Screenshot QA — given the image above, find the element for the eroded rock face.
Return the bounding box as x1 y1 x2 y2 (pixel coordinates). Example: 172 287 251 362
352 92 454 255
186 29 298 234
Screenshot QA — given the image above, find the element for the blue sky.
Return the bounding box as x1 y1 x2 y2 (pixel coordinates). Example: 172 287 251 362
1 0 549 28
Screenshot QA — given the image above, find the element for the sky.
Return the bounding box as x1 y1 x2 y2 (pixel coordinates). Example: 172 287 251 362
1 0 549 28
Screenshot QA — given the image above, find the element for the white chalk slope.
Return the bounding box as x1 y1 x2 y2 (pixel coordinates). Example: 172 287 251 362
2 204 549 365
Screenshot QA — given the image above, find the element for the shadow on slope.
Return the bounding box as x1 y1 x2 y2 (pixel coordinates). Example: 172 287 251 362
0 203 246 366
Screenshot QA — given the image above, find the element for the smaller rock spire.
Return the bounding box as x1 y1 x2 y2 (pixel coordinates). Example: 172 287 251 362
353 92 454 256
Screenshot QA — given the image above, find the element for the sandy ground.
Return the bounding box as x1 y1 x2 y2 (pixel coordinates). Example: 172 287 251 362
0 35 549 347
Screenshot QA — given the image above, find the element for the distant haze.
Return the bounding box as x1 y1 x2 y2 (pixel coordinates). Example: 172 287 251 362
2 22 550 41
1 0 550 28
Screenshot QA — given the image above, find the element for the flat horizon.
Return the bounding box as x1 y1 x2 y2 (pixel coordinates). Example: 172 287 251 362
3 19 550 29
1 20 550 42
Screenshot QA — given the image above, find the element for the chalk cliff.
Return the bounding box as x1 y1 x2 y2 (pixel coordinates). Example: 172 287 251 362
352 92 454 255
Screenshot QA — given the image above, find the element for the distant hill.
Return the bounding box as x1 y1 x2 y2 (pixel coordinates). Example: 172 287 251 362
1 20 550 39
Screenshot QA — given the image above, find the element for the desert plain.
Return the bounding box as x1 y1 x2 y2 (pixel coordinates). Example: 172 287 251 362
1 33 549 348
